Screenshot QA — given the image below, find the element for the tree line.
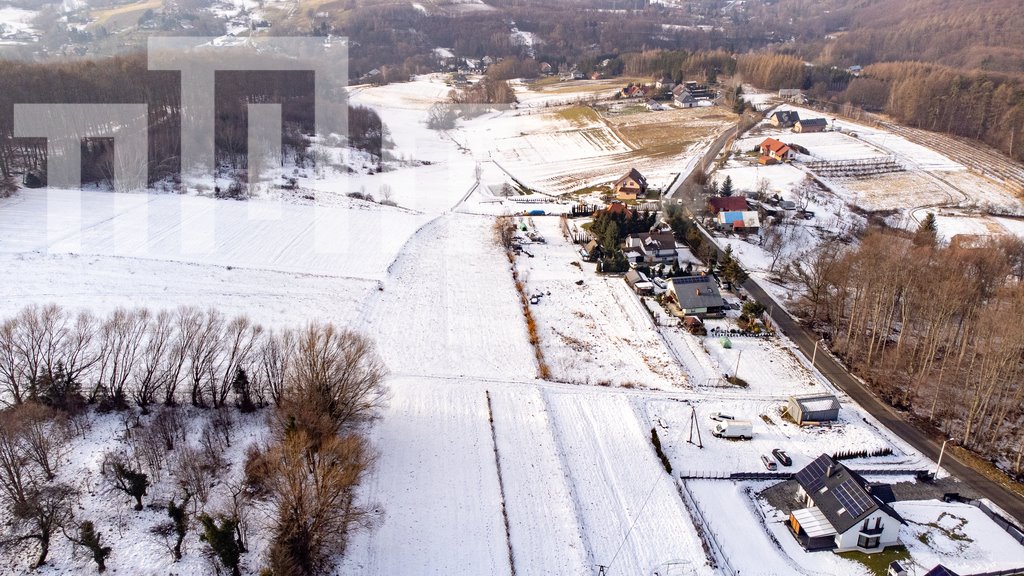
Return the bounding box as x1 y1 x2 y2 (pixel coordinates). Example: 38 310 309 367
0 303 387 574
0 54 388 188
782 226 1024 475
734 53 1024 163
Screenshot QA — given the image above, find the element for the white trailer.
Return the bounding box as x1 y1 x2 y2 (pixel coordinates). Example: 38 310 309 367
712 419 753 439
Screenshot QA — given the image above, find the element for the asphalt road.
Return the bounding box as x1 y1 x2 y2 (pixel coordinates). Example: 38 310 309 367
697 226 1024 525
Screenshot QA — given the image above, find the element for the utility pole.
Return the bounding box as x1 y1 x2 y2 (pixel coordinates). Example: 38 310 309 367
687 405 703 448
811 338 824 370
733 350 743 378
935 439 955 479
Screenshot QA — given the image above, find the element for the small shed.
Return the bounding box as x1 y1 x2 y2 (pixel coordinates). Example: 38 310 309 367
787 394 840 424
625 269 653 295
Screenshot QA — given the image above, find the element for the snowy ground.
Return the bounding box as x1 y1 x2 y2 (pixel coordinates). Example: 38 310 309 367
5 75 1024 575
896 499 1024 574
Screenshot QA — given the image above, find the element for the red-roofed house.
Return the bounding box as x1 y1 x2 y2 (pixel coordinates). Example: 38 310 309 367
708 196 748 215
759 138 794 163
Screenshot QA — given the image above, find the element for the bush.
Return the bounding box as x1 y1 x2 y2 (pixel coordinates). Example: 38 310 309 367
76 520 112 572
651 428 672 474
199 513 244 576
104 453 149 511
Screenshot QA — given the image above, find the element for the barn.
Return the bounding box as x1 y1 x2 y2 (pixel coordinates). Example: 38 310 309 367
787 394 840 424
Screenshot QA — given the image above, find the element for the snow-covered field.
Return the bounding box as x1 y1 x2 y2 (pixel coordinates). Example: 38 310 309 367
339 377 512 575
5 75 1024 576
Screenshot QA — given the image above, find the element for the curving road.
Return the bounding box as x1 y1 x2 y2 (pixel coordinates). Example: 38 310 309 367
696 225 1024 525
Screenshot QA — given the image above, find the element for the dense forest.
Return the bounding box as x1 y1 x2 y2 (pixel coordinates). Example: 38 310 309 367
0 55 386 188
783 226 1024 475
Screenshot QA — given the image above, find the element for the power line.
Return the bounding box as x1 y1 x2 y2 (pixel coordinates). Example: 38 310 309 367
602 470 664 574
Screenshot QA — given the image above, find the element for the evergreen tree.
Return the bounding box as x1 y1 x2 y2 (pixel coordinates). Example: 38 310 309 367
914 212 938 247
720 176 734 197
599 220 620 253
167 495 190 560
231 368 255 413
76 521 112 572
37 363 85 413
109 459 149 511
198 514 243 576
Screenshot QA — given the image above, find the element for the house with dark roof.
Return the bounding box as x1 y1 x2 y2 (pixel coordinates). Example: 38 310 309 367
613 168 648 200
789 454 904 553
707 196 748 215
922 565 960 576
667 275 725 316
795 118 829 133
769 110 801 128
674 90 697 108
672 81 716 107
622 232 677 265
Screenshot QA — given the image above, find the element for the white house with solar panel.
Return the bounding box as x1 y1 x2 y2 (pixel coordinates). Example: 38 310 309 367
789 454 904 552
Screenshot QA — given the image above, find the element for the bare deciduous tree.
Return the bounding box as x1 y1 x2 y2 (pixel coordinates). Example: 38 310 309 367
188 310 225 407
265 432 375 576
212 316 263 408
284 324 388 436
15 404 70 481
259 329 295 407
134 310 175 410
6 483 78 568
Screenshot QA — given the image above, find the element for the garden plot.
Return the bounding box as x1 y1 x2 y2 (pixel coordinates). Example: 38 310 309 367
645 396 919 477
458 107 636 195
930 210 1008 242
514 217 688 389
895 500 1024 574
510 78 627 108
355 213 537 381
712 163 808 196
699 321 824 397
828 171 954 213
488 387 589 576
544 390 714 576
687 480 869 576
339 377 511 576
456 100 732 195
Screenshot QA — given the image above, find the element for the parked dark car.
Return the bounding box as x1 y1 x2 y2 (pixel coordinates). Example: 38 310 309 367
761 455 777 471
772 449 792 467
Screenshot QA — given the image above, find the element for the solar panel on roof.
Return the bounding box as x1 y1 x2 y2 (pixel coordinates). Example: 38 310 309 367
833 479 873 518
797 455 830 492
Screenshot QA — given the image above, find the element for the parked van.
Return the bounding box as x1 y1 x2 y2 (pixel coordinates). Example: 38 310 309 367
712 419 753 439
